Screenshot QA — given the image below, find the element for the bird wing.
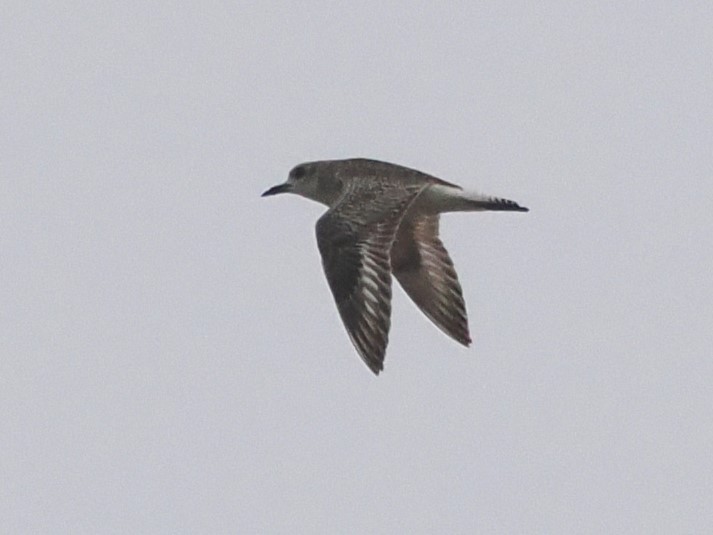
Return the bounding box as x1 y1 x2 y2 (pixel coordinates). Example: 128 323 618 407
391 214 471 346
315 181 425 374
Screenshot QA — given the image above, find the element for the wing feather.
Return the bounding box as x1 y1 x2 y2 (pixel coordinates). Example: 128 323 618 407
316 182 424 374
391 214 471 346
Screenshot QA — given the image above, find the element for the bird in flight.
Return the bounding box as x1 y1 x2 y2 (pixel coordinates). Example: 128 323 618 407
262 158 528 375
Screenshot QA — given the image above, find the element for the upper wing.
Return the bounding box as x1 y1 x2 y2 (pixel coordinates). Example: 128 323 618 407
391 214 471 346
315 182 425 374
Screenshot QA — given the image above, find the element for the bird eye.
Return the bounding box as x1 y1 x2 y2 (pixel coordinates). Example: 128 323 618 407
292 166 306 180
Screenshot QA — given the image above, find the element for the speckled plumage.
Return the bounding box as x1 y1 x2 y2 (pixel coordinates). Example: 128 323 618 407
262 158 528 375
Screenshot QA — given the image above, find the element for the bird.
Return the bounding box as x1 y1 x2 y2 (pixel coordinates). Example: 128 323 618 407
262 158 528 375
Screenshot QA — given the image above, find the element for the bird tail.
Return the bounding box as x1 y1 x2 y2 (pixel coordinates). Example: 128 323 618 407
462 190 529 212
419 184 529 213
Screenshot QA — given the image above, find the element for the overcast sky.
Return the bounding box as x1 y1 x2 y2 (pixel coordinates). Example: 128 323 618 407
2 2 712 533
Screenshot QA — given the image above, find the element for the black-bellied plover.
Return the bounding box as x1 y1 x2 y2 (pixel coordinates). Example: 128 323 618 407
262 158 528 375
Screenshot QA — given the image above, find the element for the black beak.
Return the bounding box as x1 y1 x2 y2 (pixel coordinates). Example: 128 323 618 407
261 183 292 197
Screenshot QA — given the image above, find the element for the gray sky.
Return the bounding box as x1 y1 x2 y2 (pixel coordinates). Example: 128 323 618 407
2 2 712 533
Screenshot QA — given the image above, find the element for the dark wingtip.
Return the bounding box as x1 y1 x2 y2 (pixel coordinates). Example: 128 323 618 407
456 333 472 347
367 361 384 376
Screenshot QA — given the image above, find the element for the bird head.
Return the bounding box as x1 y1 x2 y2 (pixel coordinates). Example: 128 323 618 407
262 161 342 206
